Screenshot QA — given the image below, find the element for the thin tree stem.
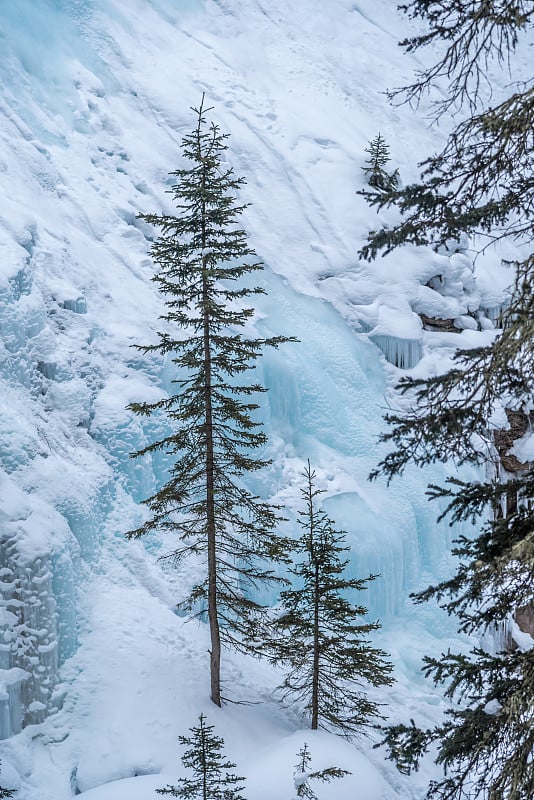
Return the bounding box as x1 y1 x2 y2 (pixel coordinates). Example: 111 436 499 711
198 127 221 707
311 556 320 730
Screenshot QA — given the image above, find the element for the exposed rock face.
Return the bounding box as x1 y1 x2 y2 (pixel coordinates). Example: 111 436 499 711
516 604 534 639
492 409 533 644
494 409 531 474
419 313 461 333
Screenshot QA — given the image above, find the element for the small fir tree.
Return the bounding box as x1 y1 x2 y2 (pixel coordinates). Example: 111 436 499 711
158 713 246 800
292 743 349 800
128 96 295 706
273 462 393 736
361 133 399 192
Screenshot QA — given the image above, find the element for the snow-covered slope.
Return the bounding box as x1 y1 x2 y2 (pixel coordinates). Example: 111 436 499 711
0 1 511 798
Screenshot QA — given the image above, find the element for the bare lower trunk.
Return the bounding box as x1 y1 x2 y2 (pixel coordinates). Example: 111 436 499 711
207 512 221 706
205 284 221 706
311 561 320 729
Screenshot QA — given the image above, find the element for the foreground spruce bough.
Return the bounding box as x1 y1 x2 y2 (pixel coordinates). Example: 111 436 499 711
127 97 295 706
362 2 534 798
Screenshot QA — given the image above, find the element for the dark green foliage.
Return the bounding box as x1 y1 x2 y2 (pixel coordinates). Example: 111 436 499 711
273 462 393 737
292 743 350 800
127 96 295 704
361 133 399 192
361 3 534 798
157 714 246 800
380 649 534 799
377 720 433 776
372 361 534 800
419 475 534 630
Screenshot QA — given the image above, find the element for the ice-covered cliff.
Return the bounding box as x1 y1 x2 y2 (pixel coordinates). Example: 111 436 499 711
0 1 510 798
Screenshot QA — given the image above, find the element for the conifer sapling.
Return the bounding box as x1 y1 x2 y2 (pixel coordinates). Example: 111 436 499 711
361 133 399 192
292 743 349 800
158 713 246 800
273 461 393 737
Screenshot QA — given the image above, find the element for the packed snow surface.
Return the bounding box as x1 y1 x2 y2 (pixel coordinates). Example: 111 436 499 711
0 0 516 798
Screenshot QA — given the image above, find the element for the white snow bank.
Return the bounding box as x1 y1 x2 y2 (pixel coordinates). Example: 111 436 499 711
76 729 385 800
78 773 175 800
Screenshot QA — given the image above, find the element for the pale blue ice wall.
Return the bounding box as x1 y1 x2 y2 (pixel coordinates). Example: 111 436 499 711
255 270 459 620
0 0 469 740
0 241 116 738
0 2 118 737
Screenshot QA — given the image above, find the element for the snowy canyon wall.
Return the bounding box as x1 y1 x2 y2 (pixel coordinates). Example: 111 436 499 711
0 0 509 741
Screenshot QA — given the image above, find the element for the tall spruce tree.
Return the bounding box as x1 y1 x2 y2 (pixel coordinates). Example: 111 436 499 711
359 3 534 799
128 96 294 706
361 133 399 192
292 743 349 800
157 713 246 800
273 462 393 737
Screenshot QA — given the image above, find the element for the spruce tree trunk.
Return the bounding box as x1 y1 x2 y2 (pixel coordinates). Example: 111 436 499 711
200 175 221 707
311 559 320 729
205 299 221 705
203 266 221 706
200 717 209 800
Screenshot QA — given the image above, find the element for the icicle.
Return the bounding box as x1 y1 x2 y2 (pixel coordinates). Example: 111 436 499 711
481 304 509 329
370 333 422 369
0 537 59 738
0 668 28 739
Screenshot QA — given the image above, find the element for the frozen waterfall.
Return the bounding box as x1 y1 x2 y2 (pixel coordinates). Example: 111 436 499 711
0 5 507 800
